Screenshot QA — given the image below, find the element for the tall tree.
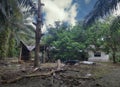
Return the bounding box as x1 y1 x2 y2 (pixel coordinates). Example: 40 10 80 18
84 0 120 63
0 0 22 59
42 22 88 61
34 0 44 67
0 0 36 59
87 16 120 63
107 16 120 63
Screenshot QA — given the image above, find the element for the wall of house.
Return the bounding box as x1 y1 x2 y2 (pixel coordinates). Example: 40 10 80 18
88 51 109 62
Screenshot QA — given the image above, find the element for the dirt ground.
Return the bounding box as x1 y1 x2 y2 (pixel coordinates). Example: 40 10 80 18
0 60 120 87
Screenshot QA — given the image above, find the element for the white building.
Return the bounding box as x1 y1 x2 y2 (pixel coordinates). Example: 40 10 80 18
88 45 109 62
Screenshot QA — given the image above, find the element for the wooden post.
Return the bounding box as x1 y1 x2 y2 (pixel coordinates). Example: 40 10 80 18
19 46 22 62
57 59 61 70
43 45 46 63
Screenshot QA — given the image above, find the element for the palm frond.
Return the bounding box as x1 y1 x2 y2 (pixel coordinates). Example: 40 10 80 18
84 0 120 25
0 0 36 46
0 0 8 23
110 16 120 32
17 0 37 16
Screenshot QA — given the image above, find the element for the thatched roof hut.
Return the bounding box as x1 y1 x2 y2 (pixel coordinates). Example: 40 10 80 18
19 41 49 62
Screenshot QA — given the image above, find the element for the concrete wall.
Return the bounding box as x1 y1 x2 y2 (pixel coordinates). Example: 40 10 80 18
88 51 109 62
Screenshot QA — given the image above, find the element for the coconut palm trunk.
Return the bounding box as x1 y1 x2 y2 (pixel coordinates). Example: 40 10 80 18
34 0 43 67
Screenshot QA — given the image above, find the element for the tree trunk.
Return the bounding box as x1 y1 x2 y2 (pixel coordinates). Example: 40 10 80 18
0 27 10 59
43 51 46 63
34 32 41 67
34 0 42 67
112 51 116 63
34 20 41 67
7 31 15 57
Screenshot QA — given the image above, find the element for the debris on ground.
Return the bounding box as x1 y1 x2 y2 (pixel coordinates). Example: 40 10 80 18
0 60 120 87
64 60 79 65
80 61 96 65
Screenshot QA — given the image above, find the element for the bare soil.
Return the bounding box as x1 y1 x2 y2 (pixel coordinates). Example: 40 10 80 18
0 60 120 87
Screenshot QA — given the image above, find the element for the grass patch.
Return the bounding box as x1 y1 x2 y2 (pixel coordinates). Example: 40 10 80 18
92 62 115 79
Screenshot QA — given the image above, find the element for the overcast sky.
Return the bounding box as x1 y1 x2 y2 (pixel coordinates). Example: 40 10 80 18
28 0 119 32
37 0 97 32
24 0 97 32
41 0 96 26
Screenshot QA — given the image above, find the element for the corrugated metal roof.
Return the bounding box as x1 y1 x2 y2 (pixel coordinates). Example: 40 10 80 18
26 45 35 51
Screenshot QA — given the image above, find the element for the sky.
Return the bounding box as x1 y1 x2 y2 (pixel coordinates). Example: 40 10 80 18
26 0 119 32
113 3 120 16
41 0 96 25
24 0 120 32
38 0 97 32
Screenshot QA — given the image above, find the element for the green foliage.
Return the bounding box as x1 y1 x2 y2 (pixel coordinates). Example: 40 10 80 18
0 0 36 59
42 22 88 61
83 15 120 63
0 27 10 59
109 16 120 63
7 32 16 57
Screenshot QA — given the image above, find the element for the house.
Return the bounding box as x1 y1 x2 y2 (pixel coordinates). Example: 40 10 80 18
19 41 35 61
19 41 49 62
88 45 109 62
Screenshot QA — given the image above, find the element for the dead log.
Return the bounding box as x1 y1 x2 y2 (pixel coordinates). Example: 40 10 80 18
24 70 54 78
24 69 65 77
1 76 23 84
1 69 65 84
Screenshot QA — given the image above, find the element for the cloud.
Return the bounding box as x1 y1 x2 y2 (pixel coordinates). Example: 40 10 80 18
41 0 78 26
113 3 120 16
85 0 91 4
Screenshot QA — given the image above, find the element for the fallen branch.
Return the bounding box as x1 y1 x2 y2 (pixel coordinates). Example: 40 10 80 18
60 74 95 80
1 69 65 84
24 70 55 78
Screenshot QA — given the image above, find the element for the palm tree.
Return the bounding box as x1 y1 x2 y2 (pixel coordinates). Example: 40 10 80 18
0 0 35 59
0 0 22 58
109 16 120 63
84 0 120 63
84 0 120 25
0 0 44 67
